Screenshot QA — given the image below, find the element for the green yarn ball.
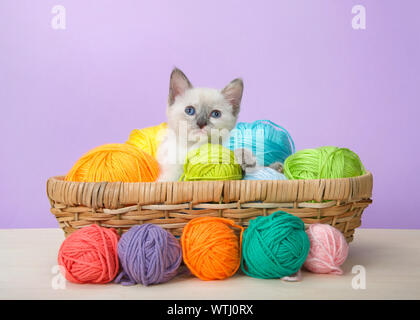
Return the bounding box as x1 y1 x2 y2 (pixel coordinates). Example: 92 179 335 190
283 146 366 180
180 144 243 181
241 211 310 279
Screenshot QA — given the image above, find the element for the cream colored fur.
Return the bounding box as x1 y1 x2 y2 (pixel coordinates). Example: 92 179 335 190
157 68 243 181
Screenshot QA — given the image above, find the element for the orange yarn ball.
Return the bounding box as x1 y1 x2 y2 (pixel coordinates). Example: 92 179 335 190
65 143 159 182
181 217 244 281
58 224 120 284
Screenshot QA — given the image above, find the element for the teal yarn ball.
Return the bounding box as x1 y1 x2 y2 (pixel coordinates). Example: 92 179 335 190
226 120 295 166
243 167 287 180
241 211 310 279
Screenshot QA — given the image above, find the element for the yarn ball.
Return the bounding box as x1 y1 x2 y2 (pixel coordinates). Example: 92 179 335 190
115 224 182 286
126 122 167 158
243 167 287 180
65 143 160 182
180 144 243 181
57 224 120 284
283 146 365 180
241 211 310 279
181 217 244 281
226 120 295 166
304 224 349 275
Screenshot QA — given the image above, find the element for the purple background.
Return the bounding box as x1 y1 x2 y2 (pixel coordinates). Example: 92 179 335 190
1 1 419 229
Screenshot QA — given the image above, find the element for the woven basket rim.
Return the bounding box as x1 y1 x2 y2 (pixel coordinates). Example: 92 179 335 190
48 171 372 185
47 172 373 208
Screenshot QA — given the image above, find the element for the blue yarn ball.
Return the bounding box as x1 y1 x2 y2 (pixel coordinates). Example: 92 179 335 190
225 120 295 166
243 167 287 180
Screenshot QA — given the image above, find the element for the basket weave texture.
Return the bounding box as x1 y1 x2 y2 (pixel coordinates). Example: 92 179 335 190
47 172 373 243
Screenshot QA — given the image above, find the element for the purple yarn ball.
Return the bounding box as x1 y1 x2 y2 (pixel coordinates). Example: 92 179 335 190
115 224 182 286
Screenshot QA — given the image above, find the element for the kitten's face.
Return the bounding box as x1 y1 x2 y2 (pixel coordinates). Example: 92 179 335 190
167 88 238 142
166 68 243 144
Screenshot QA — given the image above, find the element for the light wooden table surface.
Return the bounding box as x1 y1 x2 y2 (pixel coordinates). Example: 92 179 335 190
0 228 419 300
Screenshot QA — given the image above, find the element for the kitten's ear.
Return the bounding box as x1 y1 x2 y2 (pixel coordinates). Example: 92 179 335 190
221 78 243 116
168 68 193 105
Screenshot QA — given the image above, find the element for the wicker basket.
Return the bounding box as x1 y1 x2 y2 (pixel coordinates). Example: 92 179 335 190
47 172 373 243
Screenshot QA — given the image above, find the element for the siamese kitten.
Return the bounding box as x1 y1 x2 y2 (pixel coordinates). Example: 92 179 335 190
157 68 247 182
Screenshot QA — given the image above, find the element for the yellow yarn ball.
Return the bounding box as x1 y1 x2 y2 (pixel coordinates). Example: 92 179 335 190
65 143 160 183
126 123 167 158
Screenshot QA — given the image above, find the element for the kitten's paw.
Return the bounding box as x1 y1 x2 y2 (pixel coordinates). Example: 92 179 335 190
234 148 257 171
156 165 184 182
156 176 168 182
269 161 284 173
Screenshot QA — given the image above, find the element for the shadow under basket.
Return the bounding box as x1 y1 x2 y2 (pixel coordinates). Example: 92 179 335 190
46 172 373 243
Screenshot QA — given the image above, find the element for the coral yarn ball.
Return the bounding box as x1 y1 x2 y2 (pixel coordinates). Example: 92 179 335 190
65 143 160 183
181 217 244 281
304 224 349 275
115 224 183 286
58 224 120 284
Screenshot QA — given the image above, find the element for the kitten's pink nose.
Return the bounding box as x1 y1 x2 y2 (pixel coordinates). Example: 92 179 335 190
197 120 207 129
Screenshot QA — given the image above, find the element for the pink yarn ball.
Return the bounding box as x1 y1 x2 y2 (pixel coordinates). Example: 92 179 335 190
303 224 349 275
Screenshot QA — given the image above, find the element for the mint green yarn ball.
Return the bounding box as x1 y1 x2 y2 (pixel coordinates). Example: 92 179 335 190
241 211 310 279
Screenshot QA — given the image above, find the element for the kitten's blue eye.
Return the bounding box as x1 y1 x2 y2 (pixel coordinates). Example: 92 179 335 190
210 110 222 118
185 106 195 116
